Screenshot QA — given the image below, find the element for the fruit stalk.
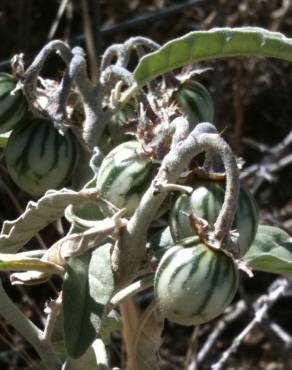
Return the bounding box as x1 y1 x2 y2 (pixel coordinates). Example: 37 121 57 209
195 132 240 243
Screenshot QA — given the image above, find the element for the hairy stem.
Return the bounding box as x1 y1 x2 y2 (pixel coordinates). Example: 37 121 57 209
110 275 154 308
101 44 129 70
0 282 61 370
197 133 239 241
113 121 239 289
22 40 71 114
22 40 105 149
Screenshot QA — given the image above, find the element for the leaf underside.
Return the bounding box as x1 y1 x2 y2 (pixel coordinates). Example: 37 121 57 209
0 188 97 254
63 243 114 358
133 27 292 88
243 225 292 275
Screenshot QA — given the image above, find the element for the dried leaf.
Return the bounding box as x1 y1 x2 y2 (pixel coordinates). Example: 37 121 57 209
0 253 64 285
0 255 64 274
43 208 127 266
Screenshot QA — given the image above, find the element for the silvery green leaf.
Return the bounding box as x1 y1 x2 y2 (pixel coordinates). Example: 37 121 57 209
63 243 114 358
147 227 174 260
243 225 292 275
0 131 11 147
100 309 122 344
133 28 292 88
0 188 98 253
61 347 99 370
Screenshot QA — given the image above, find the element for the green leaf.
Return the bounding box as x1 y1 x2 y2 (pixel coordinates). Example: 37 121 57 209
243 225 292 275
64 347 99 370
100 309 122 344
65 201 104 233
0 131 11 148
48 311 99 368
50 313 67 361
133 27 292 89
147 227 174 260
63 243 114 358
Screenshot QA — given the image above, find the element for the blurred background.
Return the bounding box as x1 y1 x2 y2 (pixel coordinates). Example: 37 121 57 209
1 1 292 369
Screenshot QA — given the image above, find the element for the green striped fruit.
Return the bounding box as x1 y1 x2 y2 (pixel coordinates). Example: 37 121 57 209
0 73 28 134
96 140 155 216
71 201 104 220
98 105 136 155
107 104 136 146
148 226 175 261
66 180 105 232
172 80 214 125
66 201 105 233
5 118 78 196
154 239 239 326
170 181 258 257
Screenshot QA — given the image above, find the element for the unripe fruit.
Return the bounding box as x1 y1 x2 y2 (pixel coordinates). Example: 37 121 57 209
107 104 136 147
96 141 155 216
154 240 239 326
170 181 258 257
5 118 78 196
0 73 28 134
172 80 214 125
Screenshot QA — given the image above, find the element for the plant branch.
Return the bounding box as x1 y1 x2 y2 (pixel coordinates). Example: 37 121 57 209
110 275 154 308
22 40 72 109
198 134 239 242
81 0 99 82
101 37 160 71
100 65 134 87
48 0 70 40
100 44 129 70
92 338 110 369
189 300 247 369
113 121 239 289
42 293 63 342
0 282 61 370
22 40 105 149
124 37 160 56
211 278 290 370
